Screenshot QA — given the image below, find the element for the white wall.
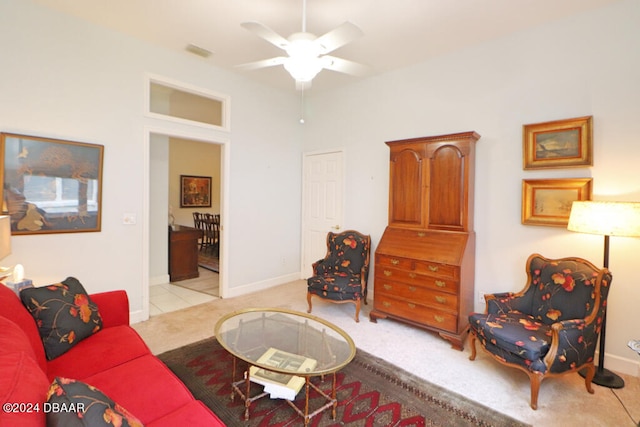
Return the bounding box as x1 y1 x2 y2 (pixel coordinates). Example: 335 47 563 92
0 1 303 317
303 0 640 374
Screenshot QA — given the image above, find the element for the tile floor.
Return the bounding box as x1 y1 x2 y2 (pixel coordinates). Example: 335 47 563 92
149 268 218 316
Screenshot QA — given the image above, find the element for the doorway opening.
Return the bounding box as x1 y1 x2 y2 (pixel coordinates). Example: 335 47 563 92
147 132 227 317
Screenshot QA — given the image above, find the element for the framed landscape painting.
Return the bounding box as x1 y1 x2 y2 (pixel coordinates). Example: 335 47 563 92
180 175 211 208
0 133 104 235
521 178 593 227
523 116 593 169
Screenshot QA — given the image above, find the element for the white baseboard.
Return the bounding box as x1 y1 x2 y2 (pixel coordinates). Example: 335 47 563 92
130 309 148 324
223 272 302 299
599 350 640 377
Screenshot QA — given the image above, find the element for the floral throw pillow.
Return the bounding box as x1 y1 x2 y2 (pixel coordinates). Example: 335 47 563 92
47 377 144 427
20 277 103 360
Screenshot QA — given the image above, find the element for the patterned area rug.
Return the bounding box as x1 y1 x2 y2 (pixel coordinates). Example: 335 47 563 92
198 252 219 273
158 338 529 427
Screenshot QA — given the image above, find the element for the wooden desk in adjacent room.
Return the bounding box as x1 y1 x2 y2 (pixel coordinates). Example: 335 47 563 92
168 225 203 282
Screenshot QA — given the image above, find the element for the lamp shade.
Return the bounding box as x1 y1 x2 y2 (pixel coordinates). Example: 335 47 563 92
567 201 640 237
0 215 11 260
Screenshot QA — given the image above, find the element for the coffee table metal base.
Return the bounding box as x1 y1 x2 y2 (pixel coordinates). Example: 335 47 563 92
230 357 337 425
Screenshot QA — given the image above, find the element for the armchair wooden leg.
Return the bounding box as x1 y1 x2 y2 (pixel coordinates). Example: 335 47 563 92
306 292 313 314
354 299 361 323
583 363 595 394
530 372 543 410
468 331 477 361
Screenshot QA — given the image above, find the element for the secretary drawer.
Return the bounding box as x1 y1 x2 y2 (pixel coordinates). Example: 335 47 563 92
376 254 457 280
412 260 457 279
374 295 458 332
374 279 458 313
377 255 413 270
375 267 459 294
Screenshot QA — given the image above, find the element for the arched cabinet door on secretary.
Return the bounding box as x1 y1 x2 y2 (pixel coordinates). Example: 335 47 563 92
427 141 475 231
387 143 428 229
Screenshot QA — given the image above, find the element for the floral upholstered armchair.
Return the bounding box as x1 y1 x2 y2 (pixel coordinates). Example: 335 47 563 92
468 254 612 409
307 230 371 322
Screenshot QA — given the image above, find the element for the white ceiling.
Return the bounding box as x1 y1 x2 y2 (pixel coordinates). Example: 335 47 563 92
33 0 621 92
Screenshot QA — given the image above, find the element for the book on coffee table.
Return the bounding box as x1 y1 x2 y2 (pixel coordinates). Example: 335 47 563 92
248 347 317 401
628 340 640 356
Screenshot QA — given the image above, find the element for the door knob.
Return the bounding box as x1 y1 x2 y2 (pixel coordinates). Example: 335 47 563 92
331 225 340 230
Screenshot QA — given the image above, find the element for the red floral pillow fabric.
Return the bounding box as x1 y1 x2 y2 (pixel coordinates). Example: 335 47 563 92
20 277 103 360
47 377 143 427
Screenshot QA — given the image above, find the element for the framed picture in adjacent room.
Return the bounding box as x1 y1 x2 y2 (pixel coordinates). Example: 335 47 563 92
523 116 593 169
180 175 212 208
522 178 593 227
0 133 104 235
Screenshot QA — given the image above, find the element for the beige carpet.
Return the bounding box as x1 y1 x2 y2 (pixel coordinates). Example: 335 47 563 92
133 280 640 427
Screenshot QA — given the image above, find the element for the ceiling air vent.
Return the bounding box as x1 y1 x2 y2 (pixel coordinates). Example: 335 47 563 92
185 44 213 58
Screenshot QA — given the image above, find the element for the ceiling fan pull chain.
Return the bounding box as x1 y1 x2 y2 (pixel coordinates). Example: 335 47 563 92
299 89 305 124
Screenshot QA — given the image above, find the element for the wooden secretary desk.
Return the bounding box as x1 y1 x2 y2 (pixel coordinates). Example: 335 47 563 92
370 131 480 350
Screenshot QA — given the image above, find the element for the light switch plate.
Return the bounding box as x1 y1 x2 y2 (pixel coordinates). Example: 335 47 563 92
123 213 136 225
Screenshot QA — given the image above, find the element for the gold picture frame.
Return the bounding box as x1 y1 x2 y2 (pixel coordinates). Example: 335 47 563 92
522 178 593 227
180 175 212 208
523 116 593 169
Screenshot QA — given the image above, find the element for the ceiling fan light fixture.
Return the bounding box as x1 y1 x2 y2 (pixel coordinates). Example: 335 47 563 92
283 56 323 83
282 34 323 83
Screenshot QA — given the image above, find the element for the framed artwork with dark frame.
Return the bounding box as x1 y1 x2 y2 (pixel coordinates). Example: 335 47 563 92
523 116 593 170
0 133 104 235
522 178 593 227
180 175 212 208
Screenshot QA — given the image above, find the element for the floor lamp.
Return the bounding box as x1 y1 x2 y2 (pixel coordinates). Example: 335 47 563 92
567 201 640 388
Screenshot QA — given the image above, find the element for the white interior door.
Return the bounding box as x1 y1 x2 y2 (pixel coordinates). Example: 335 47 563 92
301 150 345 277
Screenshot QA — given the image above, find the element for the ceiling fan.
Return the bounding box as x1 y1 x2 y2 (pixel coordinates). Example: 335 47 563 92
237 0 367 90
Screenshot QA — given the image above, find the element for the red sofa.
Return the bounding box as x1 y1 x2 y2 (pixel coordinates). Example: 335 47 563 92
0 283 224 426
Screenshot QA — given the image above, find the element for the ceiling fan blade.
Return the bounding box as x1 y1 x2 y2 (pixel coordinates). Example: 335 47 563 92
321 55 369 76
241 21 290 50
315 21 363 54
236 57 288 70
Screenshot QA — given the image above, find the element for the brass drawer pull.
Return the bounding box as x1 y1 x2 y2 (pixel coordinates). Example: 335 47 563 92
383 284 393 291
417 232 426 237
408 286 417 292
434 315 445 323
384 270 392 277
409 273 417 279
390 259 400 265
383 301 392 308
435 280 446 288
429 265 439 272
408 303 416 309
435 296 447 304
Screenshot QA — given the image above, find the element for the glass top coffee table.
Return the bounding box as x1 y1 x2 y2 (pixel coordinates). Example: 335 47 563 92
215 308 356 425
